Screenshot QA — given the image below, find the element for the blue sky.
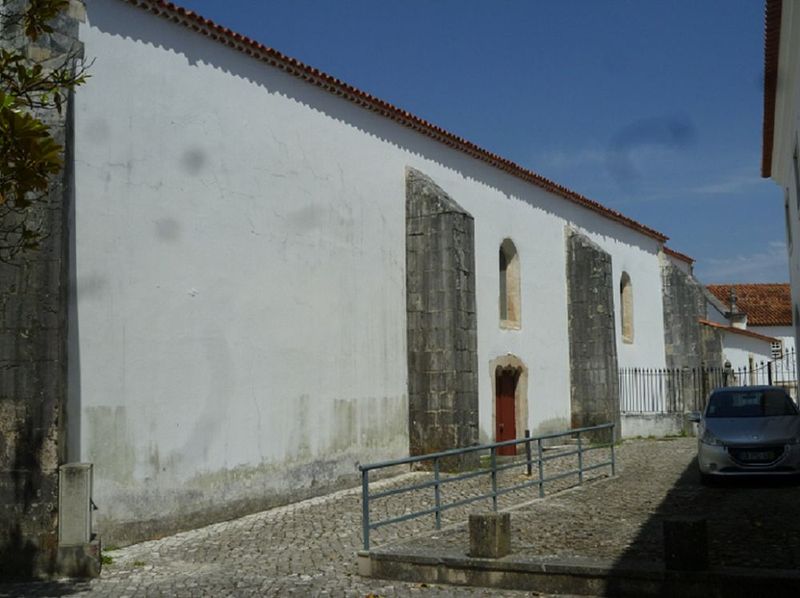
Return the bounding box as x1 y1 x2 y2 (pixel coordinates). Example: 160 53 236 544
176 0 784 283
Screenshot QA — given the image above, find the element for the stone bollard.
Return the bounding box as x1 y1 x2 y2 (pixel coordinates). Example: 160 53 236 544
57 463 102 578
663 516 709 571
469 512 511 558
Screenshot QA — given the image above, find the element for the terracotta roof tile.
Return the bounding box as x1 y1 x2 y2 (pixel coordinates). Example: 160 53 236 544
706 283 791 327
698 319 779 343
121 0 669 243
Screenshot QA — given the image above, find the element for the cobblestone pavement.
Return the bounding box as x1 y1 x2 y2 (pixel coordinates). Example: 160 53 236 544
385 437 800 571
0 441 613 597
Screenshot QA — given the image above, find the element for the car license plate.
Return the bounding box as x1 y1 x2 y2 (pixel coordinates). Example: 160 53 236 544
739 451 772 461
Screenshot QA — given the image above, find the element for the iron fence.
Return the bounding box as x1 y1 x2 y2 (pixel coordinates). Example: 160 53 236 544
620 348 798 415
358 423 614 551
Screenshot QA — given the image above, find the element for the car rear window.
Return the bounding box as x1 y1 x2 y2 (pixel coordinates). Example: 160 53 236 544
706 390 798 418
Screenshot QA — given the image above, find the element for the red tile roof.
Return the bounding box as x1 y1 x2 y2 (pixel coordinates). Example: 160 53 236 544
762 0 782 178
698 319 779 343
663 246 694 265
121 0 669 243
706 283 792 327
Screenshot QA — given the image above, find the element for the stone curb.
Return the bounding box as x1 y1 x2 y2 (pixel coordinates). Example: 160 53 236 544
361 548 800 598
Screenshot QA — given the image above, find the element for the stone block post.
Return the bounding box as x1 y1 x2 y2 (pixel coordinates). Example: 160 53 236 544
469 512 511 558
57 463 101 578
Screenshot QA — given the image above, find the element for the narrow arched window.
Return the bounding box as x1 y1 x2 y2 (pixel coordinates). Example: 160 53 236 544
620 272 633 344
499 239 521 328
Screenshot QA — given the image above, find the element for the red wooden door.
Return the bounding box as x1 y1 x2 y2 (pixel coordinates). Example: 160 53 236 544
496 370 517 456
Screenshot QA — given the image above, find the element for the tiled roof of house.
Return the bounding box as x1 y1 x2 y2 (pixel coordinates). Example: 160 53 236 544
706 283 792 327
698 319 779 343
121 0 669 243
762 0 782 178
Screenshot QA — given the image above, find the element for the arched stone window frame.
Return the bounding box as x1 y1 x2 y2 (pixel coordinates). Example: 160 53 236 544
499 238 521 329
620 271 634 344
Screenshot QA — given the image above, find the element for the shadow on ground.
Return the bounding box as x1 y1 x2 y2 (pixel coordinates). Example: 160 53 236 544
0 579 92 598
606 456 800 594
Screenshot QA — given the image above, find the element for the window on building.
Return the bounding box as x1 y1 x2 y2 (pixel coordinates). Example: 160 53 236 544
771 340 784 359
620 272 633 344
499 238 520 328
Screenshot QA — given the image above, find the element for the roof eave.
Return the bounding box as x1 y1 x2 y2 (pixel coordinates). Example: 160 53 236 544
120 0 669 243
698 319 779 343
663 246 694 265
762 0 782 179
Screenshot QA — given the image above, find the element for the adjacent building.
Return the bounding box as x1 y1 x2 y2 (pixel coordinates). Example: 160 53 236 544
762 0 800 354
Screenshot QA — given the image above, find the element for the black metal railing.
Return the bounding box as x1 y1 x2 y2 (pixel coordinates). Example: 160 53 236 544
620 348 798 414
358 423 615 551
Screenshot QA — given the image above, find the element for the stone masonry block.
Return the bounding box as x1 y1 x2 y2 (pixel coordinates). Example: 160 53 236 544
566 228 620 438
469 512 511 559
407 169 478 462
0 2 80 574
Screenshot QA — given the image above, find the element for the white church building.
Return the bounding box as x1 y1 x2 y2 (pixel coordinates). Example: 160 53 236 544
1 0 724 552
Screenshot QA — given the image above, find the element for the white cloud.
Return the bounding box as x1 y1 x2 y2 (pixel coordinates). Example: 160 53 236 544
695 241 789 283
690 174 762 196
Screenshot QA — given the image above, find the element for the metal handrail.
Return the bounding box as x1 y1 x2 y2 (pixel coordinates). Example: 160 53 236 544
358 422 615 550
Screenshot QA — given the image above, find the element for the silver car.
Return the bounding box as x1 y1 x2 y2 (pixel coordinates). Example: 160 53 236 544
689 386 800 481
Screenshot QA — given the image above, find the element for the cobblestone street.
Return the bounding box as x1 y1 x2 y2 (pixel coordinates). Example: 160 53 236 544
0 478 546 597
0 439 610 597
379 437 800 571
6 436 790 596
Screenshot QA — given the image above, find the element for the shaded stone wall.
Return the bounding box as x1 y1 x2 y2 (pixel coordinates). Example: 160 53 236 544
660 257 711 369
660 256 723 413
406 168 479 469
565 229 620 439
699 325 723 370
0 0 84 579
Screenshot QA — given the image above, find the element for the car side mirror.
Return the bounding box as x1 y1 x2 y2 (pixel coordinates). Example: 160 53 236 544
687 411 701 423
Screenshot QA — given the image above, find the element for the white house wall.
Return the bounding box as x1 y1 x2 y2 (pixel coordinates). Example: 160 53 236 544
720 333 773 372
72 0 669 538
749 325 796 354
608 237 667 369
771 1 800 351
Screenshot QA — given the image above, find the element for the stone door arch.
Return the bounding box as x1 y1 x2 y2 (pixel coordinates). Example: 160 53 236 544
490 355 529 455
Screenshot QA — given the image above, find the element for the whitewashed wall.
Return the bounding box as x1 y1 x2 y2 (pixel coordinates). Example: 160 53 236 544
608 235 667 370
770 1 800 359
720 332 773 371
750 325 795 354
72 0 669 537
